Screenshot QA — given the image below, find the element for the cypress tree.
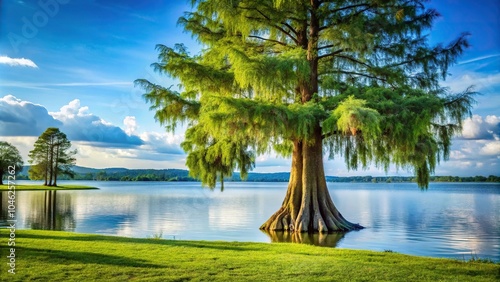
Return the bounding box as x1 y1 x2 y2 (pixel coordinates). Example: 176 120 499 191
137 0 475 233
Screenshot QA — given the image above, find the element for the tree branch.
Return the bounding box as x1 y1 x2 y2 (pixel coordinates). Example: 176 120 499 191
321 70 390 84
318 44 336 51
319 4 373 31
334 54 371 68
318 48 344 60
248 35 289 47
241 6 300 45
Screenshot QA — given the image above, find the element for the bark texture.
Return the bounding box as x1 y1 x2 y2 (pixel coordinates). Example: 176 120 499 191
260 129 363 233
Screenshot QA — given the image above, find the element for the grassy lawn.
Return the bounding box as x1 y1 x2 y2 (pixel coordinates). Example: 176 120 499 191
0 184 99 191
0 230 498 281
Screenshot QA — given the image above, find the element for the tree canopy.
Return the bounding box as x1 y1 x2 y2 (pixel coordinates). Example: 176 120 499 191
137 0 476 232
0 141 24 185
137 0 475 189
28 128 77 186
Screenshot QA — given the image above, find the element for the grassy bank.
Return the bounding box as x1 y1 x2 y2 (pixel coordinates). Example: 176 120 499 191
0 230 498 281
0 184 99 191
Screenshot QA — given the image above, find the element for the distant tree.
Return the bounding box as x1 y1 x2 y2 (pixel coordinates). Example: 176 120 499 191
137 0 475 233
28 128 76 186
0 141 24 185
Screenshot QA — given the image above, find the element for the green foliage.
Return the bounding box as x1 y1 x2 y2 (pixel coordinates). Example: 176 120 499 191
137 0 475 189
0 141 23 184
322 95 381 139
28 128 77 186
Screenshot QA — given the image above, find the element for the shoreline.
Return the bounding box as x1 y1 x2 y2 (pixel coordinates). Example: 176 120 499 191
0 184 99 191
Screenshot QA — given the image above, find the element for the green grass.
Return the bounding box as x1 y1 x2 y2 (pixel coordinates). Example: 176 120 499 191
0 184 99 191
0 230 498 281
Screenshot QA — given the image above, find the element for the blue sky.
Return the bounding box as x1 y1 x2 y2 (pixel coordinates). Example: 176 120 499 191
1 0 499 176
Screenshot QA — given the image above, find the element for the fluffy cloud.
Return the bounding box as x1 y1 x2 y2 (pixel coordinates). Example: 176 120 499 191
139 132 184 155
0 95 62 135
48 99 144 147
0 56 38 68
442 71 500 93
123 116 138 135
461 114 500 140
0 95 143 147
479 141 500 156
438 137 499 176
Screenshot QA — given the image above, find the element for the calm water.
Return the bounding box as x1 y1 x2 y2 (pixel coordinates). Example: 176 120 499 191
1 181 499 261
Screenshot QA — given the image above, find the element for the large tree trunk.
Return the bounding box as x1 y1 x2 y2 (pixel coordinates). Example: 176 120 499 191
260 128 363 233
44 148 49 186
53 144 59 187
48 139 54 186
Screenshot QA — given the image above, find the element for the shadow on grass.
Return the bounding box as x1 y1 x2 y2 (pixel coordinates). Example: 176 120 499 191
19 247 164 268
14 231 265 252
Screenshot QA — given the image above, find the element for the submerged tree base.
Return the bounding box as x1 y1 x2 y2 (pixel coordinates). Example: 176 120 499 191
260 138 363 233
260 206 364 233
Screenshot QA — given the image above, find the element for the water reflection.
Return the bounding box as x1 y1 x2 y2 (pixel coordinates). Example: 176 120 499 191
263 230 346 247
0 191 75 230
0 192 9 227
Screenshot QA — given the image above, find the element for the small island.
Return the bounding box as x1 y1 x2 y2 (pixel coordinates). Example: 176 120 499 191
0 184 99 191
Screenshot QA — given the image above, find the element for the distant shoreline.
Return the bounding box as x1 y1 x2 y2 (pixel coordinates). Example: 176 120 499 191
10 165 500 183
8 178 500 184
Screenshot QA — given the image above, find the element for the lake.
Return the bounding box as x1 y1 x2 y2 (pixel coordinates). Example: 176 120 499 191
1 181 499 261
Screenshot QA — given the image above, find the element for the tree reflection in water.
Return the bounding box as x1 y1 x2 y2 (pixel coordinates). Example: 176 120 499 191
0 192 9 227
263 230 346 247
26 191 76 231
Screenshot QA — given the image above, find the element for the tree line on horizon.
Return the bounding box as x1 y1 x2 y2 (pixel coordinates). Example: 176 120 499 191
11 167 500 183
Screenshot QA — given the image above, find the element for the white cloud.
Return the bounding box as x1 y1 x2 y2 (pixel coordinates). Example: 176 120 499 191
47 99 143 147
0 95 142 147
458 54 500 65
0 56 38 68
0 95 62 136
139 132 184 155
461 115 500 140
485 115 500 126
49 99 89 120
435 138 500 176
479 141 500 156
443 72 500 92
123 116 138 135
